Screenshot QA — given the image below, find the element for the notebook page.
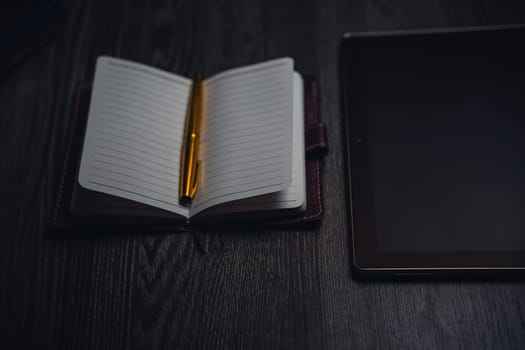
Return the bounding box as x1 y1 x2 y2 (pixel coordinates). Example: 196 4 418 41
78 57 191 217
189 58 294 216
192 73 305 218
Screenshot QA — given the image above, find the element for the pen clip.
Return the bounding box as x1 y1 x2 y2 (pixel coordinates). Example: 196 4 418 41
189 160 200 199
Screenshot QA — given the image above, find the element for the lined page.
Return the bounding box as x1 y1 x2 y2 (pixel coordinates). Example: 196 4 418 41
193 73 305 218
189 58 294 216
78 57 191 217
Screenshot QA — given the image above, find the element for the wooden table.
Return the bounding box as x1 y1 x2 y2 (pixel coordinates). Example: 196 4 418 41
2 1 525 349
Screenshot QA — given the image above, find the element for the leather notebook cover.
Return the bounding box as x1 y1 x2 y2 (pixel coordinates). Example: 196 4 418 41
49 77 328 234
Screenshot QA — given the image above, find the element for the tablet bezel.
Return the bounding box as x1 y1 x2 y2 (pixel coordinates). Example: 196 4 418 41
339 27 525 278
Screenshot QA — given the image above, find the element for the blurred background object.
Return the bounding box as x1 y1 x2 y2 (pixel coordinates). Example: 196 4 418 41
0 0 66 79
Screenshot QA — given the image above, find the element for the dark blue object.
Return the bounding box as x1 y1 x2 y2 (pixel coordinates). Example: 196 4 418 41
0 0 66 78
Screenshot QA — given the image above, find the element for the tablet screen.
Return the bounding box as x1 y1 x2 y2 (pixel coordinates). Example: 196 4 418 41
344 28 525 256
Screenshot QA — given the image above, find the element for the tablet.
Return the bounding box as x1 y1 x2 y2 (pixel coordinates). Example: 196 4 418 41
340 26 525 278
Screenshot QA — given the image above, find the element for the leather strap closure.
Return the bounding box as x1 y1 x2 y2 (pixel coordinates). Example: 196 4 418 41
303 75 328 159
305 122 328 158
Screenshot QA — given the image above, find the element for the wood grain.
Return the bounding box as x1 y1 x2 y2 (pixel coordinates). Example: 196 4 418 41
1 0 525 349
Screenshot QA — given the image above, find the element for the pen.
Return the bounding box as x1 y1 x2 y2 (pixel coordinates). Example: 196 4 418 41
179 74 203 204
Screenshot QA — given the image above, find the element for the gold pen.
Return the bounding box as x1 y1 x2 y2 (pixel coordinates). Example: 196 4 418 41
179 74 204 204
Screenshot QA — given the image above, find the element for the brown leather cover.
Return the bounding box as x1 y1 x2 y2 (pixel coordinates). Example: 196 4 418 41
49 76 327 234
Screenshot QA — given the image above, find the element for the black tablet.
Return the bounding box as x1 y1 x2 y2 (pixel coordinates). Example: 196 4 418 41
340 26 525 279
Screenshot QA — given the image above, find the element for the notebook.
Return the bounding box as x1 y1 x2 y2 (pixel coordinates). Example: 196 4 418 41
49 56 327 231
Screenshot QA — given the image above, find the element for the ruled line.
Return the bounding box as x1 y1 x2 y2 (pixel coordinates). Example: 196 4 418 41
201 176 283 196
98 112 180 136
93 159 178 182
107 59 191 86
92 166 178 188
203 133 285 150
94 139 176 164
96 130 178 156
205 103 288 124
100 95 186 122
90 174 176 198
203 166 284 188
206 67 285 91
98 118 177 141
97 103 183 130
89 181 181 208
93 148 178 172
205 154 285 173
202 113 282 138
102 90 187 117
192 183 286 210
95 136 179 159
93 156 175 177
203 139 284 159
105 70 189 94
203 145 284 165
95 124 176 150
205 79 286 104
205 58 292 84
103 77 189 105
203 104 288 130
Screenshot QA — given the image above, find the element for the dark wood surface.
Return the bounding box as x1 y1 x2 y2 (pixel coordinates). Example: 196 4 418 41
2 1 525 349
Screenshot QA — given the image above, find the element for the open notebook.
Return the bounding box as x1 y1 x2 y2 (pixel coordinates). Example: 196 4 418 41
75 57 306 222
